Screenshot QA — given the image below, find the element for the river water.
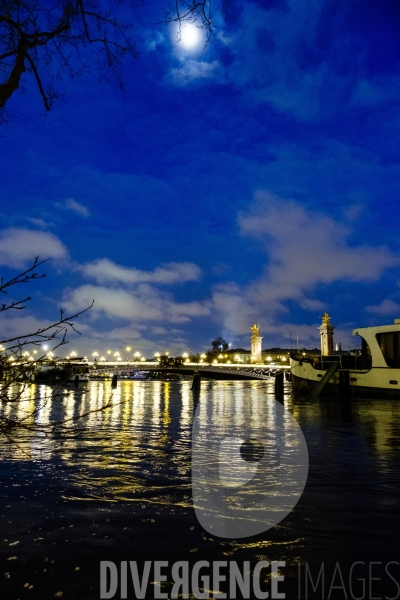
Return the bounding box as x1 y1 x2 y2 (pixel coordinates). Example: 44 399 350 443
0 379 399 599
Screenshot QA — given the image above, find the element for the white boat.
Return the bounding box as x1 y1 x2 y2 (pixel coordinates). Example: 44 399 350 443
290 319 400 398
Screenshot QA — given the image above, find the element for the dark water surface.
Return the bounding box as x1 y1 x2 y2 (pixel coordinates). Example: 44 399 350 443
1 380 399 599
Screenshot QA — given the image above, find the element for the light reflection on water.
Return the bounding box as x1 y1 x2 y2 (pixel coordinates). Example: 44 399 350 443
1 379 400 598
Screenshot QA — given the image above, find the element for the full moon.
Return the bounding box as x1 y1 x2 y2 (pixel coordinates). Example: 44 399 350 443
179 23 202 50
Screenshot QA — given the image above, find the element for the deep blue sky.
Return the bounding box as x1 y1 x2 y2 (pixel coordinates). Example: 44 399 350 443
1 0 400 356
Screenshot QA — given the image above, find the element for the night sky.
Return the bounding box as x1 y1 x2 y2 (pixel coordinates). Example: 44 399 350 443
2 0 400 357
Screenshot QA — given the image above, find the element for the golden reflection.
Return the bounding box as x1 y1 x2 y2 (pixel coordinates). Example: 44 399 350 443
151 381 162 427
163 382 171 428
180 382 192 429
355 403 400 456
1 380 398 495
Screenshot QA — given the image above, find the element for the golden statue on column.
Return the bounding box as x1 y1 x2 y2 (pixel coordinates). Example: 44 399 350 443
250 324 262 362
319 313 335 356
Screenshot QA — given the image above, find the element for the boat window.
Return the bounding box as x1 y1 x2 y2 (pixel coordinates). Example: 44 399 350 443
376 332 400 367
360 337 372 369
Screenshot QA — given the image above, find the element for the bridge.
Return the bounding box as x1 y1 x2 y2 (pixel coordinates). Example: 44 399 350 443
88 362 291 382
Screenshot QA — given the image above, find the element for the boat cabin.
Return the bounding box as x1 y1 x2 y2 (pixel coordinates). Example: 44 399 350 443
353 319 400 369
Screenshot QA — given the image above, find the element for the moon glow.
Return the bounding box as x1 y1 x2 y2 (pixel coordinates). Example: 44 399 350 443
179 23 202 50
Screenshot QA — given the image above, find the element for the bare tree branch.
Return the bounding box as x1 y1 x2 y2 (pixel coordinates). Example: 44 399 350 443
0 257 95 441
0 0 138 114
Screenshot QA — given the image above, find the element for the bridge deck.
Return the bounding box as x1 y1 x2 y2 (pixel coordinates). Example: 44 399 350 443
93 364 290 381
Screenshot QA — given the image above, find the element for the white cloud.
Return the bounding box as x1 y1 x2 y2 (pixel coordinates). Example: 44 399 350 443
102 325 143 342
79 258 202 285
170 59 220 86
63 283 210 324
0 228 69 268
64 198 90 217
0 313 90 347
365 299 400 316
298 298 326 311
210 190 400 338
146 31 165 51
239 191 399 288
151 326 183 335
151 326 169 335
64 285 163 321
26 217 54 229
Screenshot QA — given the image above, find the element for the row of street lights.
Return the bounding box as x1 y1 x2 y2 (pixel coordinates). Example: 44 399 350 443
61 347 289 365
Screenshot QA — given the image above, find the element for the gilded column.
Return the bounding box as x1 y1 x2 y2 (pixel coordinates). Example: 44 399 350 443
250 324 263 363
319 313 335 356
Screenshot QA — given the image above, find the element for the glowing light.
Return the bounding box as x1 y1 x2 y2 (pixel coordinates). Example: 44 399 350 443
179 23 202 50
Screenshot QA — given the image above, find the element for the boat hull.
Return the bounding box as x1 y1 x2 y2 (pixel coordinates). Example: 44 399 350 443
35 369 88 383
290 357 400 398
